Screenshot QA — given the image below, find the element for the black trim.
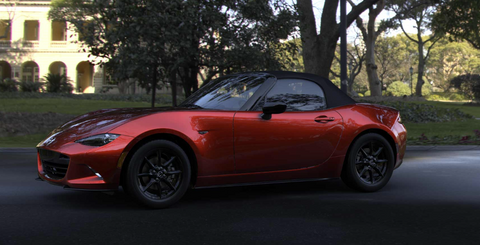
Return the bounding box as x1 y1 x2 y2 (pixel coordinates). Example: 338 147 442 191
239 76 276 111
265 71 356 109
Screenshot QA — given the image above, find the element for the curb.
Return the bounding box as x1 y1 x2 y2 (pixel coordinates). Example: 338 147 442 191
406 145 480 151
1 145 480 153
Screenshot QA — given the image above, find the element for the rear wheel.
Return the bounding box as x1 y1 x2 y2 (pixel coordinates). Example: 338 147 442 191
341 133 394 192
126 140 191 208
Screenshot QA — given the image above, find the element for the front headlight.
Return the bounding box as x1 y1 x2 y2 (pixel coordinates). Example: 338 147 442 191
75 134 120 146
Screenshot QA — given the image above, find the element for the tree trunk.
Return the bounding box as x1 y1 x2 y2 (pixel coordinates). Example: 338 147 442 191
170 71 177 107
416 36 425 96
297 0 380 79
298 0 338 78
151 64 157 108
365 39 382 96
356 1 385 96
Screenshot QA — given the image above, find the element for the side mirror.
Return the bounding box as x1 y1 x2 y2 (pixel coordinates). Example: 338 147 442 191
261 102 287 120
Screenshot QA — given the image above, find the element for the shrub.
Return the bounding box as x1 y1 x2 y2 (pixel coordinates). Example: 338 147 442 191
450 74 480 101
0 78 19 92
386 81 410 96
19 80 44 92
44 73 74 93
364 91 371 96
422 82 433 97
379 101 473 123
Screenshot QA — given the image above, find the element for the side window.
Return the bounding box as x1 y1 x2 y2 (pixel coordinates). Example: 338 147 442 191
255 79 327 111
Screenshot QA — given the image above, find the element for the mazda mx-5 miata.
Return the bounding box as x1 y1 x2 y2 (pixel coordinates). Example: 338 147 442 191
37 71 407 208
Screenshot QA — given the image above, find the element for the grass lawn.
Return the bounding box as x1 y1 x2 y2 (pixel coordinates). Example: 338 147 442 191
0 98 156 115
404 101 480 144
405 119 479 140
0 97 169 147
1 97 479 147
0 134 49 147
413 101 480 118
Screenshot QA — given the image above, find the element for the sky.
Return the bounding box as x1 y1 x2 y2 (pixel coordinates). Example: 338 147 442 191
308 0 420 38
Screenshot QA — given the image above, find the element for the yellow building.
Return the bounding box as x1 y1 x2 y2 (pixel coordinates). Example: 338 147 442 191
0 0 104 93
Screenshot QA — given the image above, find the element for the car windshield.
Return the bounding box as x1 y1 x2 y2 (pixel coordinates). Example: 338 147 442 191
180 73 271 110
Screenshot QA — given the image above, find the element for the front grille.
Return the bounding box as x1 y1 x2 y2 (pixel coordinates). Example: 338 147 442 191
38 149 70 180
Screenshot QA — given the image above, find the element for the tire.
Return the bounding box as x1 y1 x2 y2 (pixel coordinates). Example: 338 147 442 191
341 133 394 192
125 140 191 208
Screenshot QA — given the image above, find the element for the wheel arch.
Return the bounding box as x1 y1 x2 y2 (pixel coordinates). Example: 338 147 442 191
120 133 198 189
342 128 397 173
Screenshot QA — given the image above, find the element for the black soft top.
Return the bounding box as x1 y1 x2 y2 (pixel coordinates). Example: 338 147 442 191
265 71 356 108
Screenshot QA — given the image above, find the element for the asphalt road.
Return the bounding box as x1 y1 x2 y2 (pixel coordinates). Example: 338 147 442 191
1 150 480 245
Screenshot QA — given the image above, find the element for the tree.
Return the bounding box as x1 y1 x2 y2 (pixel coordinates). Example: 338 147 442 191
433 0 480 49
389 0 442 96
0 0 17 40
50 0 297 106
296 0 379 79
375 34 418 87
450 74 480 101
426 38 480 91
352 0 386 96
331 33 366 96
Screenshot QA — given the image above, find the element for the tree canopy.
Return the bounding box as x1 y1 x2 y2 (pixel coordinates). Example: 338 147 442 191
49 0 298 105
433 0 480 49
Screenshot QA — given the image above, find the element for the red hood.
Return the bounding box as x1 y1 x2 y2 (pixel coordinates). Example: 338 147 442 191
37 107 185 148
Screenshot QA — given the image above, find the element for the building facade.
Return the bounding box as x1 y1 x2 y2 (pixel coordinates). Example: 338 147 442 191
0 0 104 93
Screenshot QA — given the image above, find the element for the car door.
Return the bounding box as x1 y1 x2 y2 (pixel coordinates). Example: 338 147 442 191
233 78 344 173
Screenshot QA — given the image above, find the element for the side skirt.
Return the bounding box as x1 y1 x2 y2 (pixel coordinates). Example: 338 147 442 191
193 177 336 189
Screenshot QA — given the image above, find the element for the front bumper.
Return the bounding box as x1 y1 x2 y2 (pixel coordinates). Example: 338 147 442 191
37 135 133 190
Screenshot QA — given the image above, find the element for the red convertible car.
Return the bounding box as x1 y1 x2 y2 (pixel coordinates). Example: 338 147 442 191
37 71 407 208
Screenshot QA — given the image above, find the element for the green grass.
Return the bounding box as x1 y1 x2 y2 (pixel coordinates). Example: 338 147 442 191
0 133 49 147
412 101 480 118
0 97 169 147
405 119 479 139
0 98 158 115
1 97 479 147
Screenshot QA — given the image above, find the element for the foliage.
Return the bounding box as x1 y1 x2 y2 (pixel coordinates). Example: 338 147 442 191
0 78 18 92
433 0 480 49
49 0 298 105
426 93 464 102
43 73 74 93
426 38 480 91
386 81 410 96
388 0 442 96
18 80 44 92
375 34 418 87
450 74 480 101
276 38 304 72
296 0 379 79
377 101 473 123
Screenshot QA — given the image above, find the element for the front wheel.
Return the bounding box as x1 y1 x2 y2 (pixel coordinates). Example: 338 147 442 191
341 133 394 192
125 140 191 208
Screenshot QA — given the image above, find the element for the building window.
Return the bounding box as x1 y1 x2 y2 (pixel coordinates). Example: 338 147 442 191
22 62 39 82
0 20 11 41
24 20 39 41
51 21 67 41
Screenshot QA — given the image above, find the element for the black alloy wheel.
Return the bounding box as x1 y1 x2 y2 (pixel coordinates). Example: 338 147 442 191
342 133 394 192
126 140 191 208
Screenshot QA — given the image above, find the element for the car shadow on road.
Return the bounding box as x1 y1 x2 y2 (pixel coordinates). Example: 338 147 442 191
42 178 359 210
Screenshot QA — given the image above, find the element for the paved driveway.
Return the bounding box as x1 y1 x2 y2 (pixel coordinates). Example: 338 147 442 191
1 149 480 244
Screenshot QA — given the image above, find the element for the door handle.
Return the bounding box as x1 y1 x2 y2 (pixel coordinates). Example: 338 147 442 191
315 115 335 123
